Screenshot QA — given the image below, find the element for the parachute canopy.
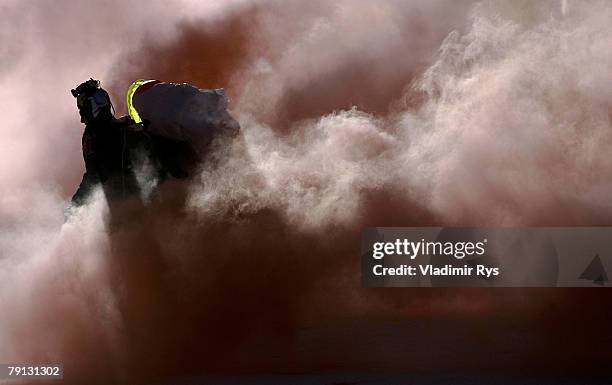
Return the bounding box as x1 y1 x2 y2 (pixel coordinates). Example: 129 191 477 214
126 79 239 143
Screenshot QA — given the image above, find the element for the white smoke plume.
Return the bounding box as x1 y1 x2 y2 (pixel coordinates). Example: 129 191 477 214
192 0 612 227
1 0 611 383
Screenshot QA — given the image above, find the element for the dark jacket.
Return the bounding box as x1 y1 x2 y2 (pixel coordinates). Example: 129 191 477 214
71 117 151 206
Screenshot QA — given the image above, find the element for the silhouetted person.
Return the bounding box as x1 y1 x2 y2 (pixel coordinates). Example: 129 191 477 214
70 79 153 208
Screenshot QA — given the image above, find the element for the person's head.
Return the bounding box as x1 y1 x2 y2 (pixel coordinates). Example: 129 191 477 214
71 78 113 125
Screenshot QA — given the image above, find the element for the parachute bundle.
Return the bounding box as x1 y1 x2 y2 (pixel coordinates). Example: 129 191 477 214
127 80 240 144
125 80 241 179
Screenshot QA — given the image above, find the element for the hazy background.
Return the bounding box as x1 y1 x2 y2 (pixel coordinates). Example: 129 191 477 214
1 0 611 384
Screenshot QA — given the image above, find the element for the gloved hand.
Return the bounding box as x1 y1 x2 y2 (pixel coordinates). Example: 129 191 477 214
115 115 135 125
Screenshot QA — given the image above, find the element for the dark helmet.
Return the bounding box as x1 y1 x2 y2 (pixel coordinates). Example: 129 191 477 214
71 78 113 124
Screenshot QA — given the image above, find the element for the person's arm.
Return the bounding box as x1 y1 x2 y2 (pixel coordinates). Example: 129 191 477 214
70 131 100 206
